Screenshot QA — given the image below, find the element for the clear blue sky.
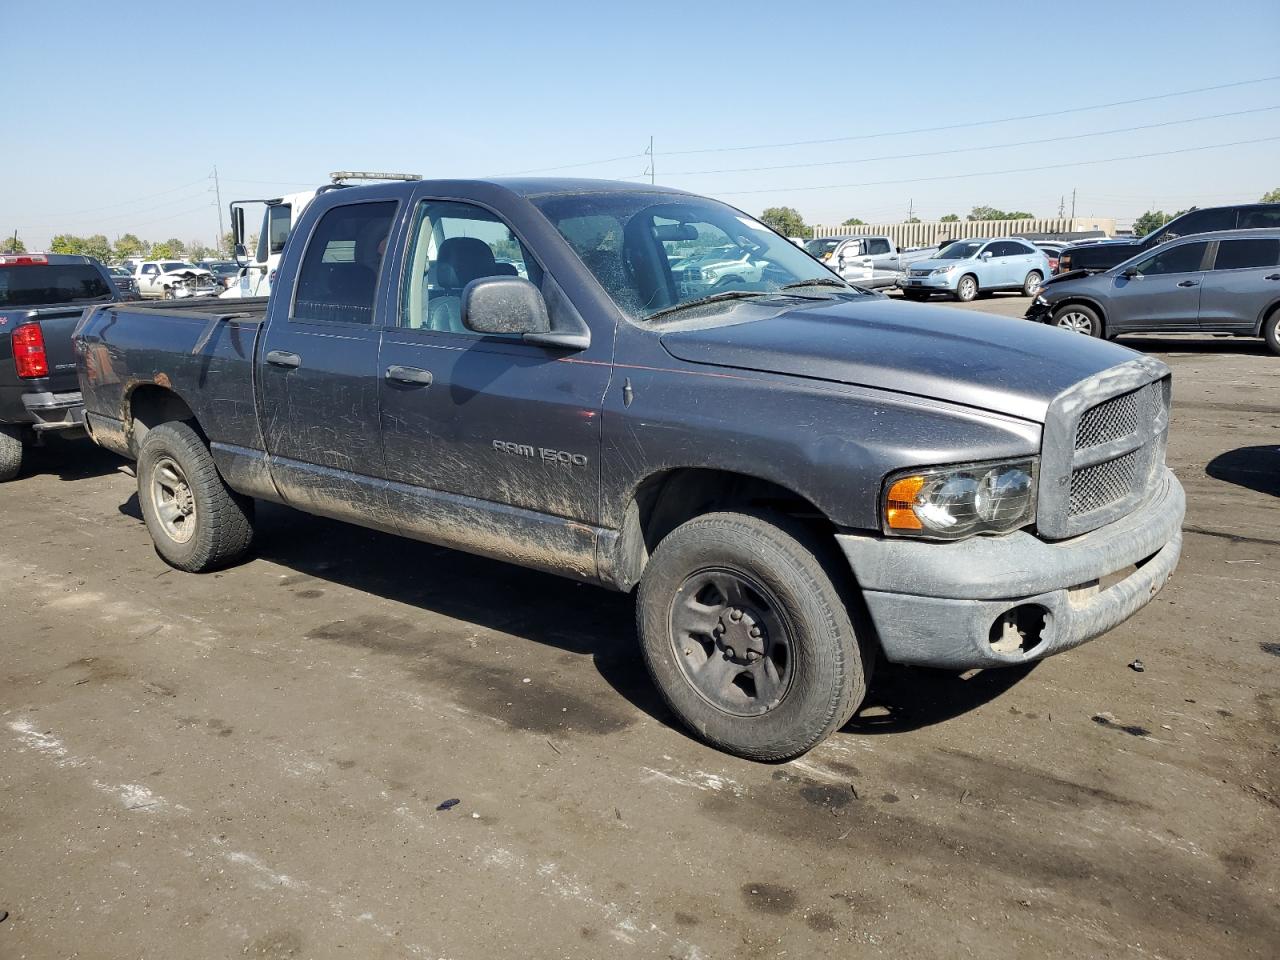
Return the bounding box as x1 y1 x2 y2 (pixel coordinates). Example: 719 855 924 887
3 0 1278 249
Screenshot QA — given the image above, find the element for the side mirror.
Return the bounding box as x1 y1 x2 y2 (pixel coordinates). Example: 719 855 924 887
1121 267 1139 279
463 276 587 349
980 251 993 261
233 243 251 269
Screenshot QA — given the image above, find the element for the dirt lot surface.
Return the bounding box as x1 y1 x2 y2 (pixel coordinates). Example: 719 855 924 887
2 295 1277 959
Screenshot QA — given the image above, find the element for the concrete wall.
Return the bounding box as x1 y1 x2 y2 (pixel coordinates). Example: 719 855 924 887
809 217 1117 248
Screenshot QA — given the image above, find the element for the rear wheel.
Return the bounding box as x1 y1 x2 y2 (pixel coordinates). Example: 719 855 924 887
137 421 254 571
1023 270 1044 297
1052 303 1103 338
0 426 24 482
1263 308 1280 355
636 511 869 761
955 274 979 302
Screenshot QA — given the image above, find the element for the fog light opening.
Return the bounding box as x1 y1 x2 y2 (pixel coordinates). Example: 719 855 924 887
989 604 1050 655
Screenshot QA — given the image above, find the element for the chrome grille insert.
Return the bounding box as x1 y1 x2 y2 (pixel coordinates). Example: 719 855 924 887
1037 358 1173 540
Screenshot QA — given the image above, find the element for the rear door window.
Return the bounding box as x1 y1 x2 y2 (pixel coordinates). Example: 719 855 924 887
1212 238 1280 270
864 238 891 255
292 201 397 325
1237 207 1280 230
1153 209 1235 243
0 264 111 307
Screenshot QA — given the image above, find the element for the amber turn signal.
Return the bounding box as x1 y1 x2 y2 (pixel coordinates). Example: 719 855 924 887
885 475 924 530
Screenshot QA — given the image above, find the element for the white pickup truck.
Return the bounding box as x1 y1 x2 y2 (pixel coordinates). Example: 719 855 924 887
804 235 955 289
133 261 219 300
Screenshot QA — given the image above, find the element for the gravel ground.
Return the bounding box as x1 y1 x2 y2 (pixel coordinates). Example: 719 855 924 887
2 294 1277 959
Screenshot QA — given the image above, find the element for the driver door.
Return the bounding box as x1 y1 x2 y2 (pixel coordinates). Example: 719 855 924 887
1107 240 1209 332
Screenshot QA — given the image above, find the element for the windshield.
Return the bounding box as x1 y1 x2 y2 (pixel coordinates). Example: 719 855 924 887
936 241 983 260
533 192 847 320
160 261 198 273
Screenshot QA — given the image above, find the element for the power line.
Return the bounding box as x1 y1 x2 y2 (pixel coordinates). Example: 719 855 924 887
36 177 210 219
713 135 1280 196
497 151 647 177
664 105 1280 176
665 74 1280 156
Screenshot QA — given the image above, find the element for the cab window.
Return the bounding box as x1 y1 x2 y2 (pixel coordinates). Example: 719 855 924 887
1151 209 1234 244
400 200 540 333
292 201 396 325
1130 241 1209 276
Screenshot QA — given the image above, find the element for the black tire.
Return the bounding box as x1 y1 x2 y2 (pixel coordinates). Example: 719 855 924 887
1022 270 1044 297
955 274 979 302
136 421 254 572
1263 308 1280 355
1051 303 1103 338
162 287 175 300
636 511 869 761
0 426 23 482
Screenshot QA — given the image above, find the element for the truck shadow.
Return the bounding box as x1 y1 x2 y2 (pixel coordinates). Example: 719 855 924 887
115 494 1038 742
1206 445 1280 498
20 435 124 483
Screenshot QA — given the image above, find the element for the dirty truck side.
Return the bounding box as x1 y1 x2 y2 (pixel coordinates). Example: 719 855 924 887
74 178 1185 761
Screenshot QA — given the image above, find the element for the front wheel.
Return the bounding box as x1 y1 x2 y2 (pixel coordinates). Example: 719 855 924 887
162 287 175 300
1263 309 1280 355
1052 303 1103 337
1023 270 1043 297
0 426 24 482
137 421 255 571
637 511 869 761
955 274 979 302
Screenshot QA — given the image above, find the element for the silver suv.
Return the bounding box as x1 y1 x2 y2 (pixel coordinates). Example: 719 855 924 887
1026 229 1280 353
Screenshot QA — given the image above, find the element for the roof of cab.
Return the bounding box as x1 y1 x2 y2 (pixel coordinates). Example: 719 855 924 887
330 176 696 200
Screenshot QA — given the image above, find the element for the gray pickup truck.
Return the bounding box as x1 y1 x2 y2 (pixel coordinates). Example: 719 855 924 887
1 253 123 480
74 178 1184 760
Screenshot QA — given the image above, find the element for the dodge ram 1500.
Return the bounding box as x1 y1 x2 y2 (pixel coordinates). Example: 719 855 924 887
74 178 1184 760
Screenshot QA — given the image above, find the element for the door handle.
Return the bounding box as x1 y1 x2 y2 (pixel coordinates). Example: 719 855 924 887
1265 273 1280 281
265 350 301 368
385 364 433 386
1176 280 1199 288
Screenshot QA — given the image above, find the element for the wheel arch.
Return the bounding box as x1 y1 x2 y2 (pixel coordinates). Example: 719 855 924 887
126 383 201 454
603 466 837 592
1255 297 1280 336
1051 296 1109 331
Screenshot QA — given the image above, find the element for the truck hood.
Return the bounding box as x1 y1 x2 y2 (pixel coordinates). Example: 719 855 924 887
658 297 1138 423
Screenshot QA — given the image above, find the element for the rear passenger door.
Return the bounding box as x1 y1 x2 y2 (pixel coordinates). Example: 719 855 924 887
1197 236 1280 331
377 196 612 535
257 197 400 522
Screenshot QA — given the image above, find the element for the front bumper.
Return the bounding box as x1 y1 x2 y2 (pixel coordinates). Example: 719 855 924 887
837 469 1184 669
1024 297 1053 323
899 273 956 291
21 390 86 433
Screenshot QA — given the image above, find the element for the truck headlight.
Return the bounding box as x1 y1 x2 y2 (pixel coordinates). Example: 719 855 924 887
881 458 1037 539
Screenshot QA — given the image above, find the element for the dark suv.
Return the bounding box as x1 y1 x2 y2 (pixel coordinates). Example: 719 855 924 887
1027 229 1280 351
1058 203 1280 274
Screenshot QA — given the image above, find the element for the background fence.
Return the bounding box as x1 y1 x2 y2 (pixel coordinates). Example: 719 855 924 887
808 217 1118 248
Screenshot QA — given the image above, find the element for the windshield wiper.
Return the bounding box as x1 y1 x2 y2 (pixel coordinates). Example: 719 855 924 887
780 277 849 291
644 289 769 322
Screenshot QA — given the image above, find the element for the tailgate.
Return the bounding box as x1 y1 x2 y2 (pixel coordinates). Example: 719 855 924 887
7 306 85 390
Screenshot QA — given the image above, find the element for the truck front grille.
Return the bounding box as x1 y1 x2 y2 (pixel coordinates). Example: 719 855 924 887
1037 362 1172 540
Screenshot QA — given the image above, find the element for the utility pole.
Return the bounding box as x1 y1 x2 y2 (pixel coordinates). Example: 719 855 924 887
211 165 225 254
645 136 655 185
907 198 914 220
1058 195 1065 218
1070 188 1077 221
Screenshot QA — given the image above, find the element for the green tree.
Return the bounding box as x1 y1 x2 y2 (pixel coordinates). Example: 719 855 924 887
1 234 26 254
161 238 186 256
1132 208 1190 238
968 205 1034 221
82 234 112 262
939 213 960 222
186 241 215 261
113 234 147 261
760 206 808 238
1261 188 1280 203
222 231 237 254
149 240 179 260
905 216 921 224
841 217 865 226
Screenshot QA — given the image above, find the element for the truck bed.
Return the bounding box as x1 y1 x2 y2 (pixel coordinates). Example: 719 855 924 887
99 296 271 322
